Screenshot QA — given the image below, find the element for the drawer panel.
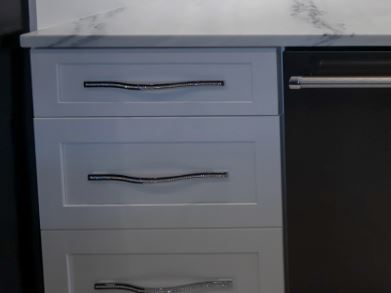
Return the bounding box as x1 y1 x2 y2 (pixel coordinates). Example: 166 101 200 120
31 48 279 117
41 229 284 293
34 117 282 229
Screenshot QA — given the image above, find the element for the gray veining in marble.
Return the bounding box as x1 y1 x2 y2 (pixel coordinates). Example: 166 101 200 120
20 0 391 47
291 0 345 34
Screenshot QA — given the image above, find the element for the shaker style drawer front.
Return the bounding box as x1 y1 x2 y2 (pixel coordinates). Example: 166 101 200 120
31 48 279 117
34 117 282 229
41 229 284 293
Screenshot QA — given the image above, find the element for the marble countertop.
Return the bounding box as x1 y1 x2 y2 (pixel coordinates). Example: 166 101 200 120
21 0 391 47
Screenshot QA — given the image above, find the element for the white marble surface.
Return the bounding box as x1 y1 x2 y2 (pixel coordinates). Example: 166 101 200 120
21 0 391 47
34 0 127 29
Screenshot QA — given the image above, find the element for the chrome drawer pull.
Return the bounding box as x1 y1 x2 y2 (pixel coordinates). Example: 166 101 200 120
289 76 391 89
94 280 233 293
88 171 229 184
84 80 225 91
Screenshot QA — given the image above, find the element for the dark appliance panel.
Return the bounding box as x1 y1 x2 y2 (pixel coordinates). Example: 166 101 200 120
284 51 391 293
0 0 43 292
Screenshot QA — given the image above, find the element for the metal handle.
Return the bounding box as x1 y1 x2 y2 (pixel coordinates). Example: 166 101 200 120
289 76 391 89
94 280 233 293
88 171 229 184
84 80 225 91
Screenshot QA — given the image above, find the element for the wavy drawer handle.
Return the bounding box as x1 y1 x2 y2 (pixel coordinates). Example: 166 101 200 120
84 80 225 91
94 279 233 293
88 171 229 184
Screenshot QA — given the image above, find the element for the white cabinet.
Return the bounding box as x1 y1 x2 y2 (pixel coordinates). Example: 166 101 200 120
35 117 282 229
42 229 284 293
31 49 279 117
31 47 284 293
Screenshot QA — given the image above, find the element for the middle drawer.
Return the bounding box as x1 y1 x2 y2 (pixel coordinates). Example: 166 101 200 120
35 117 282 229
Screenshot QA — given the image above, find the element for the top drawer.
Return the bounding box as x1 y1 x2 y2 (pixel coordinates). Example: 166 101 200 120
31 48 279 117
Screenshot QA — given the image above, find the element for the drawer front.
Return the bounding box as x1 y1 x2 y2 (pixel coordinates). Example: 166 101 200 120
35 117 282 229
42 229 284 293
31 48 279 117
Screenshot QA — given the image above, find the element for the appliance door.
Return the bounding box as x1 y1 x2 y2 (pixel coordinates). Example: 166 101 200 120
284 51 391 293
0 47 22 293
0 1 43 291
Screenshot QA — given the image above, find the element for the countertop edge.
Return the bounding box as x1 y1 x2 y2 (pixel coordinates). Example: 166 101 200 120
20 34 391 48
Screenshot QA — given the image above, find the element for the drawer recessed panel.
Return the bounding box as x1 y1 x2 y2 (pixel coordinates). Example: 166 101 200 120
41 229 284 293
35 117 282 229
63 142 256 205
31 48 279 117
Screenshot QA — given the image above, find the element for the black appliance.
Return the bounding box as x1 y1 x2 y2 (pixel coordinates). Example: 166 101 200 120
284 50 391 293
0 0 43 292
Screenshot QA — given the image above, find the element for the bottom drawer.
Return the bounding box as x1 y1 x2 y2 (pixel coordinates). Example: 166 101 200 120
42 229 284 293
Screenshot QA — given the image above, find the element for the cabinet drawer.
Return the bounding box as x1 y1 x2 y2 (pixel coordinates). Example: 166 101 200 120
35 117 282 229
31 48 279 117
41 229 284 293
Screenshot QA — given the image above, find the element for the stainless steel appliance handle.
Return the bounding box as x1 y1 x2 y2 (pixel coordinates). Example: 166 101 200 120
88 171 229 184
94 280 233 293
84 80 225 91
289 76 391 89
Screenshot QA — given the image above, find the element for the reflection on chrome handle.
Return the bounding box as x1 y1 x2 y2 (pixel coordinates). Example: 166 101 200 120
84 80 225 91
94 280 233 293
289 76 391 89
88 171 229 184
